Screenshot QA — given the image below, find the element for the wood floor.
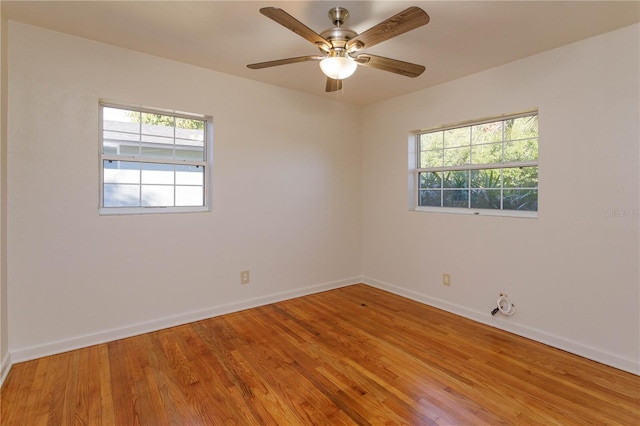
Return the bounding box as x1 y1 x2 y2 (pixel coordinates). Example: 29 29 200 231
1 284 638 425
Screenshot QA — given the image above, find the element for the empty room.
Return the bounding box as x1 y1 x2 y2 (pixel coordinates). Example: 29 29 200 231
0 1 638 424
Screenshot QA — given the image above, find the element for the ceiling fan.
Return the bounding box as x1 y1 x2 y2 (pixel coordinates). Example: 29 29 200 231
247 6 430 92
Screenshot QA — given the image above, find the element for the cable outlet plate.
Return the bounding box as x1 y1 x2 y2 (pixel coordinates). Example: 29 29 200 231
443 273 451 286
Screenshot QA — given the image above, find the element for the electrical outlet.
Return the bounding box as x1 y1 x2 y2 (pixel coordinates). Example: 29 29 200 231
443 273 451 286
240 270 250 284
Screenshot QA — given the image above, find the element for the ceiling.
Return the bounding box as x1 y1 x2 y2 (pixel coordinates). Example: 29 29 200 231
2 1 639 105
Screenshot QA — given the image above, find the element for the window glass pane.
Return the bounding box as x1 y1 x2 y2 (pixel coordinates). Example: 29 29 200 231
142 163 174 185
141 185 174 207
504 138 538 162
175 138 204 161
471 121 502 145
443 170 468 188
443 146 470 167
471 169 501 188
420 150 443 168
176 137 204 147
142 146 174 160
175 146 205 161
103 107 140 132
103 130 140 155
504 115 538 141
419 171 442 189
503 189 538 211
503 167 538 188
443 189 468 207
141 146 174 158
444 127 470 148
141 134 174 145
176 186 204 206
420 131 443 151
102 144 118 155
175 121 205 161
471 189 501 209
176 117 205 132
419 190 441 207
176 165 203 185
119 145 141 156
472 142 502 165
103 108 140 155
103 130 140 142
104 184 139 207
103 161 140 184
141 113 174 136
175 137 205 155
176 126 204 142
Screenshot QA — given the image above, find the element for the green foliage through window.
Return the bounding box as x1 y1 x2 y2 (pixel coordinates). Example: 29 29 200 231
127 111 204 130
416 112 538 213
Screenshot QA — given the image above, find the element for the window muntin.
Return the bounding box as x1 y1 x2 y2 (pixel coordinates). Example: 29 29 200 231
416 112 538 215
100 104 210 214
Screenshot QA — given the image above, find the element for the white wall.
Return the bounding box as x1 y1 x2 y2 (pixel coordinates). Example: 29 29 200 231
6 22 362 361
361 24 640 373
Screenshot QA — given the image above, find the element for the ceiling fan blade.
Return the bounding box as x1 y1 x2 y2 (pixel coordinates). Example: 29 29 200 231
355 53 425 78
260 7 331 51
326 78 342 92
347 7 429 51
247 55 324 69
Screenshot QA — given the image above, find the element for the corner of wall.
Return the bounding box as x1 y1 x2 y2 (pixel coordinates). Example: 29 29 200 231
0 14 10 387
0 351 11 387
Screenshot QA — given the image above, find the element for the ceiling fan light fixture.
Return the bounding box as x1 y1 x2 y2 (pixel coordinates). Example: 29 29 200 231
319 56 357 80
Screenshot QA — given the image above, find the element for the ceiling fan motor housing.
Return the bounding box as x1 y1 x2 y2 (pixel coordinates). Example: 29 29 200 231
329 7 348 26
320 8 357 51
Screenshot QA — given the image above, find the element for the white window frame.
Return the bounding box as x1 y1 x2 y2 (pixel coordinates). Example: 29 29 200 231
99 101 213 215
410 110 538 218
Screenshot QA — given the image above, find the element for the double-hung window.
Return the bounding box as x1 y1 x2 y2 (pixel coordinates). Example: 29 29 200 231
414 111 538 217
99 103 211 214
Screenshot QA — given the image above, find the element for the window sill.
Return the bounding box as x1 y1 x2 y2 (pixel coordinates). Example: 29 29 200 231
99 206 210 216
413 206 537 219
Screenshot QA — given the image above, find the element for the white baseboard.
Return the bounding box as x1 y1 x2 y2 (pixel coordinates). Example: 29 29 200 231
10 277 359 364
362 276 640 376
0 351 11 388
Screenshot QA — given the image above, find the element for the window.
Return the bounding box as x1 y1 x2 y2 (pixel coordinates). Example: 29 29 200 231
414 111 538 217
99 103 211 214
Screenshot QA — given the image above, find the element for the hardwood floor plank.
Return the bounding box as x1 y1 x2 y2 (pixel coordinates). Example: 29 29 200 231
96 344 115 426
20 354 51 425
47 352 74 426
1 284 638 425
106 339 141 425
